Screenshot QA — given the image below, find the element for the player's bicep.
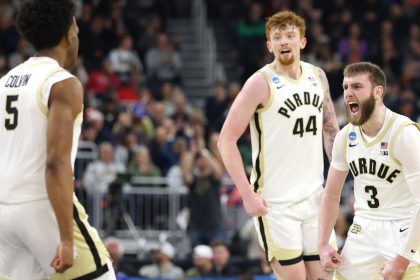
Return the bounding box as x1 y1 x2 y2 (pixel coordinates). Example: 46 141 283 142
393 125 420 176
46 78 83 159
318 68 339 138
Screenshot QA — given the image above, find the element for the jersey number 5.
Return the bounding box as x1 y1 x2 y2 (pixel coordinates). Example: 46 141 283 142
5 95 19 130
293 115 317 137
365 185 380 208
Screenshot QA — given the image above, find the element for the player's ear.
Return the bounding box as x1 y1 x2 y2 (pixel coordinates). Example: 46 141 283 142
374 85 384 99
266 40 273 53
300 37 307 49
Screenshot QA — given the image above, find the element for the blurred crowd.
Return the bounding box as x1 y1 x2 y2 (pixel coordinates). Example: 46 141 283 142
0 0 419 278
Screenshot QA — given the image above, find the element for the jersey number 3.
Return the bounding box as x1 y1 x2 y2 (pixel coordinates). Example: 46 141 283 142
293 115 317 137
5 95 19 130
365 185 380 208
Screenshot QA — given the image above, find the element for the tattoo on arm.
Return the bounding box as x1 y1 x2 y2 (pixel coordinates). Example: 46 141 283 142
317 68 339 162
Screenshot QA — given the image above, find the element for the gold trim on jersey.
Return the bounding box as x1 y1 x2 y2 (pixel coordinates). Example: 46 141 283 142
403 265 420 280
389 121 416 166
311 65 325 96
36 68 65 117
342 125 351 161
256 70 275 112
252 111 265 194
268 61 306 84
358 113 397 148
333 271 348 280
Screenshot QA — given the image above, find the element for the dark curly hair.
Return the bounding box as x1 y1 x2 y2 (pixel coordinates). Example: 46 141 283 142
16 0 75 51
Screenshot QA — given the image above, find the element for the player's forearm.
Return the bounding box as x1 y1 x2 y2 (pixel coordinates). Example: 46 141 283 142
318 191 341 246
217 138 251 194
46 158 74 243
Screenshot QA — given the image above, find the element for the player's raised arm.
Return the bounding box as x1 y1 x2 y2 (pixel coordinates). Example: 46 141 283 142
218 72 269 217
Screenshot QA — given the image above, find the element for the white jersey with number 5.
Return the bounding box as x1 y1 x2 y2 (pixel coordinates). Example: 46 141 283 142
0 57 82 204
250 61 325 205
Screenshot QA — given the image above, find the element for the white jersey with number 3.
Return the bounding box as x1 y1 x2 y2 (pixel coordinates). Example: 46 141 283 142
332 109 417 220
250 61 325 205
0 57 82 204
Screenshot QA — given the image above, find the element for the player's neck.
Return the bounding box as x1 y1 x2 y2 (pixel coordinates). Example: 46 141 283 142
360 104 387 137
35 49 66 68
270 60 302 80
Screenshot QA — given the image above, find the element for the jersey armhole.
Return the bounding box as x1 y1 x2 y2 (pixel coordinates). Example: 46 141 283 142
342 125 350 162
310 65 325 97
389 121 419 165
36 68 66 116
256 70 274 112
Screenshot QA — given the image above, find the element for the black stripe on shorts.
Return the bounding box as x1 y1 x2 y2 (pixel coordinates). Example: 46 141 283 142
303 254 321 261
73 204 101 269
278 253 303 266
73 263 109 280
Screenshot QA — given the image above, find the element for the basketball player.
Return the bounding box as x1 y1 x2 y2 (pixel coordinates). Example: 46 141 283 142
0 0 115 279
218 11 339 280
318 62 420 279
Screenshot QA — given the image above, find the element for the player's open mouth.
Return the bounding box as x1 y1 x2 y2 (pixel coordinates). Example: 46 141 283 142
349 102 359 114
280 50 291 55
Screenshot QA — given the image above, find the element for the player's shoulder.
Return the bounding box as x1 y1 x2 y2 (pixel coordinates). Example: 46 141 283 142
242 71 269 92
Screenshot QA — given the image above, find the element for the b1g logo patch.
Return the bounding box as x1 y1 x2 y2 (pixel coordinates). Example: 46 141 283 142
351 224 361 234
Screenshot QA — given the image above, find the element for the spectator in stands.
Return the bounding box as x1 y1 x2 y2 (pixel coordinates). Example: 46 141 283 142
245 248 274 277
109 34 143 84
170 87 191 137
185 245 216 277
205 81 228 135
149 125 177 175
86 56 120 98
181 148 226 247
83 142 126 195
145 32 182 93
236 1 266 82
105 236 137 278
85 108 115 144
139 242 185 280
239 218 262 261
338 22 368 64
128 145 162 178
211 240 240 276
114 127 140 167
136 15 162 62
7 37 33 68
130 102 155 144
166 137 190 193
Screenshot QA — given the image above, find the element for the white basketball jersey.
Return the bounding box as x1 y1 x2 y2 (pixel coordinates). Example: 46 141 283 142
250 62 325 205
342 109 416 220
0 57 82 204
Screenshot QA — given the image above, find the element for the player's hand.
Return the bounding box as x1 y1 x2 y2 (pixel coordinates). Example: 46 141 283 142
379 255 410 280
50 241 74 273
241 187 267 217
319 244 342 270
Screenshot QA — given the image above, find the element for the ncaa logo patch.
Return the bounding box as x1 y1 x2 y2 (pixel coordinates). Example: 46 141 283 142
272 77 280 84
349 131 357 141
